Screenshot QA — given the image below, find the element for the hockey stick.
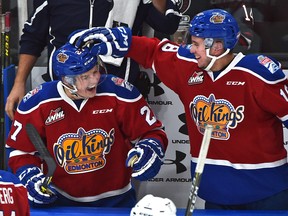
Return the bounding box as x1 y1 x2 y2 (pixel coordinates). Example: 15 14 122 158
4 11 10 68
26 123 56 194
185 124 213 216
0 2 3 170
1 13 4 69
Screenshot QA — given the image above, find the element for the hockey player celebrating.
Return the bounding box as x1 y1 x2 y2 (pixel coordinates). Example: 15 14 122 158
70 9 288 210
6 43 168 207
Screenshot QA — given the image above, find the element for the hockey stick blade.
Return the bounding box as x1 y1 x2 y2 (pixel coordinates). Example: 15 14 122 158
185 124 213 216
26 123 56 193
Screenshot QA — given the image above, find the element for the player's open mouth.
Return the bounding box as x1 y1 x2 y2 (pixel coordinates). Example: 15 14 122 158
87 85 96 91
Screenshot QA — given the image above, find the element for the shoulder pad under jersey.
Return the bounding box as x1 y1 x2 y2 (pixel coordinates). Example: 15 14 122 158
236 54 286 83
18 81 60 111
97 75 142 100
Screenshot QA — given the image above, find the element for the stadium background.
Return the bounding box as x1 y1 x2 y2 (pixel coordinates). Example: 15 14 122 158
1 0 288 209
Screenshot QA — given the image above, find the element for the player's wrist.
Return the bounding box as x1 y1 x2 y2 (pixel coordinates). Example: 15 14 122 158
12 80 26 88
137 138 165 159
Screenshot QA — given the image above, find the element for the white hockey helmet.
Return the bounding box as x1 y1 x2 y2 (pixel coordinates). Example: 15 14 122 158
130 194 177 216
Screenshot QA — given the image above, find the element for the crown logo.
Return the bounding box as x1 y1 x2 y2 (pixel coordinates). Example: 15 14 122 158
190 94 244 140
210 13 225 24
57 52 69 63
53 127 115 174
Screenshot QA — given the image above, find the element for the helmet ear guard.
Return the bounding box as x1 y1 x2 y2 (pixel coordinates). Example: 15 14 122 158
204 38 214 49
63 76 75 86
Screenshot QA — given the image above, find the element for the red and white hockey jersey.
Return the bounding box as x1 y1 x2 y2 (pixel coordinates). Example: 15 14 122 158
0 170 30 216
127 36 288 204
6 75 167 205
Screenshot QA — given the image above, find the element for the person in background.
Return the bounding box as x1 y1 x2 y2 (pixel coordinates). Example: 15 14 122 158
0 170 30 215
100 0 181 98
5 0 181 120
70 9 288 210
6 43 168 207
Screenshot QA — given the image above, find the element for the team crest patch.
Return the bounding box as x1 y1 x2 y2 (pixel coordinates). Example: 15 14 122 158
57 52 69 63
53 127 115 174
210 13 225 24
257 55 279 73
23 85 43 102
111 77 133 91
190 94 244 140
45 108 65 125
188 71 204 85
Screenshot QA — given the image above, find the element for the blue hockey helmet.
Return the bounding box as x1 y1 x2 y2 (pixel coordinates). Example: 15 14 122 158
52 42 99 79
189 9 240 50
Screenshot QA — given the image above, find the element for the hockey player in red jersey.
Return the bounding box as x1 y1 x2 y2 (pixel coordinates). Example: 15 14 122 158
70 9 288 210
0 170 30 215
6 43 168 208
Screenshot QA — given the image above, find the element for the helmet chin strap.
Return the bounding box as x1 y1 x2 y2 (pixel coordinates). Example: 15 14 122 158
61 82 87 99
204 48 230 71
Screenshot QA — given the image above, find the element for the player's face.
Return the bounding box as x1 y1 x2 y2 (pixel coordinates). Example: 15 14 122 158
190 36 212 69
74 65 101 98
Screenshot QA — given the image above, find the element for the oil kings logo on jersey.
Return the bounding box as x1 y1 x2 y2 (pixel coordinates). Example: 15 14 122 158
190 94 244 140
45 107 65 125
53 127 115 174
